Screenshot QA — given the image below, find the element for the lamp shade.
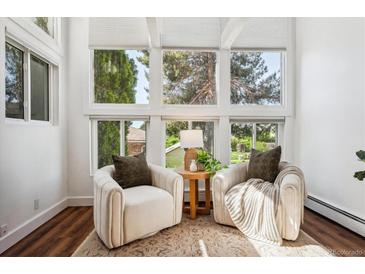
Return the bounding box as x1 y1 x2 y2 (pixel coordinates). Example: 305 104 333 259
180 130 204 148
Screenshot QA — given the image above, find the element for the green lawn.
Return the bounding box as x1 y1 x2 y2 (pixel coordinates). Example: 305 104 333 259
166 147 185 168
230 151 250 164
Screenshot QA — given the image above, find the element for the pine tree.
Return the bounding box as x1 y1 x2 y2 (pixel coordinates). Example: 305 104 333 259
95 50 138 167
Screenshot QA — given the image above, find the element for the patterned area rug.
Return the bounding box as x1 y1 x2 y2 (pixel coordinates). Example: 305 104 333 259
72 214 332 257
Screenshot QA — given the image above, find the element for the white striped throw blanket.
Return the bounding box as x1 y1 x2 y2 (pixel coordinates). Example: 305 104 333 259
224 166 306 245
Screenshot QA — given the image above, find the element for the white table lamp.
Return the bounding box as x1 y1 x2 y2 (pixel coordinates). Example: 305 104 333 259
180 130 203 171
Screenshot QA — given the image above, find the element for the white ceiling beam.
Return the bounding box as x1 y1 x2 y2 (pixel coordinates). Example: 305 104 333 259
220 18 247 49
146 17 161 48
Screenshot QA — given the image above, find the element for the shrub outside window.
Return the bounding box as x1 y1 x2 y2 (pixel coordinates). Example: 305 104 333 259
231 122 278 164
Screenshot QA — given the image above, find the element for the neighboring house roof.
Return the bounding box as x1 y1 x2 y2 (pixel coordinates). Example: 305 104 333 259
127 127 145 142
166 142 181 153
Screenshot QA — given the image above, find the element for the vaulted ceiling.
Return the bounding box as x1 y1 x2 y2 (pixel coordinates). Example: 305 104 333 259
88 17 291 49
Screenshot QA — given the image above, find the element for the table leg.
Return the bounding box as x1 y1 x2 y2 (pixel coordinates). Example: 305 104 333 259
205 178 211 213
189 179 197 219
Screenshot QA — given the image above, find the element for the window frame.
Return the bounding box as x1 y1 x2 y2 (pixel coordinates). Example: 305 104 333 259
90 117 149 174
5 36 55 125
229 118 284 164
89 48 152 109
161 48 220 107
162 117 218 169
229 48 287 110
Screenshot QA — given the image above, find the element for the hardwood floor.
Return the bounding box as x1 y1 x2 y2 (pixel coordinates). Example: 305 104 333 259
1 207 94 257
1 206 364 257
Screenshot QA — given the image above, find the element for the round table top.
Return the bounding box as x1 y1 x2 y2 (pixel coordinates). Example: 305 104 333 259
175 169 211 179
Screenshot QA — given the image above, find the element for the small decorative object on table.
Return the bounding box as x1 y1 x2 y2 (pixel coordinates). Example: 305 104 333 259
189 159 198 172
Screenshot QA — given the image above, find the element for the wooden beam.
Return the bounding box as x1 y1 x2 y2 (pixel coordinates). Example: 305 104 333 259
146 17 161 48
220 18 247 49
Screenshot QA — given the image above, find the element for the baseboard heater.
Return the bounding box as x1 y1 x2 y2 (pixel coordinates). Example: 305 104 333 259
307 195 365 225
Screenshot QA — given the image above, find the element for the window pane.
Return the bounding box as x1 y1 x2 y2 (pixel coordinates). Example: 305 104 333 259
94 50 149 104
32 17 54 37
231 123 253 163
98 121 121 168
5 42 24 119
165 121 188 168
192 121 214 155
163 50 217 105
125 121 147 156
31 55 49 121
256 123 277 152
231 51 281 105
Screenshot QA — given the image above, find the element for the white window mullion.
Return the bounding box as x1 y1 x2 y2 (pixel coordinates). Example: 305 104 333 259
252 123 257 149
120 120 125 156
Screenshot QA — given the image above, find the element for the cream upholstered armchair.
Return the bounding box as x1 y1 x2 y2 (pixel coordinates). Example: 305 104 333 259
93 164 183 249
212 162 305 241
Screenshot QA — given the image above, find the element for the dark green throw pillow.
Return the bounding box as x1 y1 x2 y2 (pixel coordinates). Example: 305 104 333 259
112 153 152 189
247 146 281 183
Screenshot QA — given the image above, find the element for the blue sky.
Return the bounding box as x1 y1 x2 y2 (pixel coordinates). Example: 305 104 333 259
125 50 149 104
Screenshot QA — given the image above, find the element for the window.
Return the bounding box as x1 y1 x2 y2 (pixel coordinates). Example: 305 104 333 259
32 17 54 37
97 120 147 168
231 122 278 163
93 50 149 104
163 50 217 105
165 120 215 168
5 42 24 119
30 55 49 121
5 39 54 122
231 51 282 105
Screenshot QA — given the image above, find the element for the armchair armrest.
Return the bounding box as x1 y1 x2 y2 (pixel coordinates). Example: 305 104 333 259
212 163 248 226
149 164 184 225
94 165 125 248
274 165 306 240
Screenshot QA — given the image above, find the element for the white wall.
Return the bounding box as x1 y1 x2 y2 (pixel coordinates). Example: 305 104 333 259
66 18 93 197
0 18 69 251
295 18 365 232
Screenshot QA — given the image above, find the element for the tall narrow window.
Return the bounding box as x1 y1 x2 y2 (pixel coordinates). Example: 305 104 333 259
97 120 147 168
30 55 49 121
231 51 282 105
5 42 24 119
93 50 149 104
163 50 217 105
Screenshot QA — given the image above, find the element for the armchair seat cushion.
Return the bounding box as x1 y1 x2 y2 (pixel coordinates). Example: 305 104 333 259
123 185 173 244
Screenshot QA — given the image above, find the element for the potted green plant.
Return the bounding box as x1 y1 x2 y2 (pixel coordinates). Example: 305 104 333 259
196 150 227 175
354 150 365 181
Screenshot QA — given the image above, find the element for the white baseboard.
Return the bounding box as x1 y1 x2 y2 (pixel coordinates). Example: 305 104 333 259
67 196 93 206
0 196 94 254
305 195 365 237
0 198 68 254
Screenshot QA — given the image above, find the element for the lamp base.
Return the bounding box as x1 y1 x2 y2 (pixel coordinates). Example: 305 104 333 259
184 148 198 171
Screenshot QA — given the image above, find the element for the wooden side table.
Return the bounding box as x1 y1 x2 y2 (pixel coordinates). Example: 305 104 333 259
176 169 211 220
